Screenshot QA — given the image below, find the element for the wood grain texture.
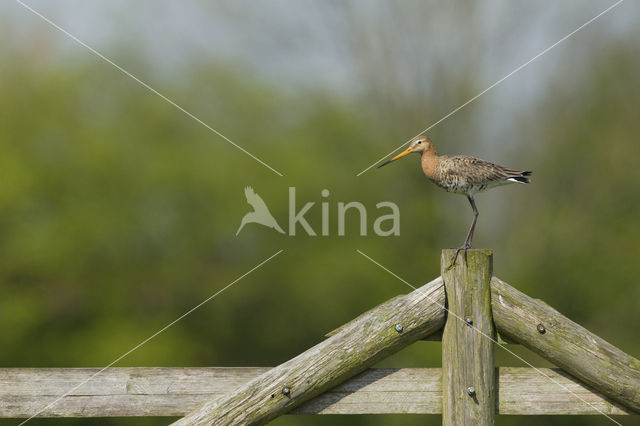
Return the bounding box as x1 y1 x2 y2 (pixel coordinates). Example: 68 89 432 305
0 367 270 418
441 249 495 426
172 277 446 425
292 368 442 415
1 367 632 417
496 367 633 415
421 328 517 344
491 276 640 414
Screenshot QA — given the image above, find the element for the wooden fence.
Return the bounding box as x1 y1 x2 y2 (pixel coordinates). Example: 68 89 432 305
1 249 638 425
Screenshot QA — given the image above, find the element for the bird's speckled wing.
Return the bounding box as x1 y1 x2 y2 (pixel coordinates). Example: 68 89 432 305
439 156 519 183
432 155 531 194
436 156 495 184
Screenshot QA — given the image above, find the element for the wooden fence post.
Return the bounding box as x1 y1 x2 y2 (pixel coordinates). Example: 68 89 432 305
441 249 495 426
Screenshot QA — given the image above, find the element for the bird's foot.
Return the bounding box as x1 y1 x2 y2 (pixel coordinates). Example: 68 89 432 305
449 243 472 268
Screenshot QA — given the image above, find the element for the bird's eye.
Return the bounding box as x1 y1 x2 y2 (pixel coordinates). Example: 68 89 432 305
417 141 422 144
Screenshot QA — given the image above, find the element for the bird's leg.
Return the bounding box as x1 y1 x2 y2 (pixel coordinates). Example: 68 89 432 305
451 195 479 266
464 195 479 246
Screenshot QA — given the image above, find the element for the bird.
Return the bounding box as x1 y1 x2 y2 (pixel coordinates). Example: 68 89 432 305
377 135 531 265
236 186 285 235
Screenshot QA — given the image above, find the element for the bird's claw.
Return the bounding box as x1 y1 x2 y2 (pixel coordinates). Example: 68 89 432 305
449 243 472 268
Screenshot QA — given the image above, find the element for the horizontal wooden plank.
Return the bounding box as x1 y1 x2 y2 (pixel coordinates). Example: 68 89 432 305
292 368 441 415
0 367 633 417
496 367 634 415
0 367 266 396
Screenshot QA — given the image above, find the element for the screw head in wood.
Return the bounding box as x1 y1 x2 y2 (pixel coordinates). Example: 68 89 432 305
282 386 291 396
464 316 473 326
466 386 475 396
537 323 546 334
395 324 403 333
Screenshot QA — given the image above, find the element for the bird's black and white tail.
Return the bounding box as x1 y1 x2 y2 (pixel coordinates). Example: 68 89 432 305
507 170 532 184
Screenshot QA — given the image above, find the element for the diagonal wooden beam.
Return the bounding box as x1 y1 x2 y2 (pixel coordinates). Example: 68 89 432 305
172 277 446 425
491 276 640 414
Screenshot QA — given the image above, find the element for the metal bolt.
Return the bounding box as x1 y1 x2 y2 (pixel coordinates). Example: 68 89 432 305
282 386 291 396
466 386 476 396
395 324 404 333
464 316 473 326
537 323 546 334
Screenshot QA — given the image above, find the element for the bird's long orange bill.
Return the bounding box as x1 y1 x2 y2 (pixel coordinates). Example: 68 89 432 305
377 147 413 168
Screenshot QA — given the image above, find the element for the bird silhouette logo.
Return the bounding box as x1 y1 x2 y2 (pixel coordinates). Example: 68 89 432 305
236 186 285 236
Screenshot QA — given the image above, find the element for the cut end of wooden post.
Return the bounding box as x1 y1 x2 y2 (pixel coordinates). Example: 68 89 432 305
441 248 493 270
442 248 493 255
441 249 493 276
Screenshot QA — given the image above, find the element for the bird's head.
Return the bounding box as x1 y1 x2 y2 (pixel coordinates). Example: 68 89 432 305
377 136 434 168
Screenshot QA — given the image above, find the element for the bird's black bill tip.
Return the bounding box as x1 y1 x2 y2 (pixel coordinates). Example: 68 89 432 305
377 160 393 169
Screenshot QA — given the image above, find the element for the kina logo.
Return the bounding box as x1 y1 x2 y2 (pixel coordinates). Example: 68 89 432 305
236 186 286 235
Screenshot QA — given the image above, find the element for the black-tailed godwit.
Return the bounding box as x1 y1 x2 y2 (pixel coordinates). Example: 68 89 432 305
378 136 531 264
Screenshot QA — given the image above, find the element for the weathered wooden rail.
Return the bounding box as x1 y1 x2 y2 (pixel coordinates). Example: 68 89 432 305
1 250 638 425
491 276 640 413
173 277 446 425
1 367 632 417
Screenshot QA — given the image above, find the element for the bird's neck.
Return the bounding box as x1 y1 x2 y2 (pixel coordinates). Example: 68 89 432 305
421 150 439 179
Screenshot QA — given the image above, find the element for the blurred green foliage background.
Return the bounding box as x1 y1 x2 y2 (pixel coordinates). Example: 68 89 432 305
1 1 638 425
